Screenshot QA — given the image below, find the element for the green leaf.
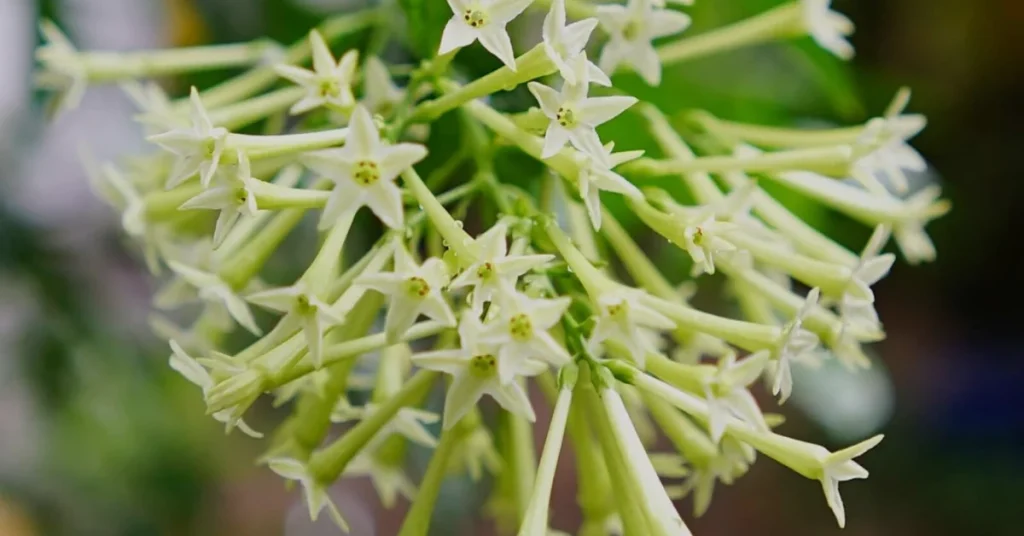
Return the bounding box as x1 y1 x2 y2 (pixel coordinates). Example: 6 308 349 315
398 0 453 59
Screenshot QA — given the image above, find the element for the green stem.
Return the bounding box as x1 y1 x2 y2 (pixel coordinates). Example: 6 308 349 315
657 2 804 66
401 168 478 265
396 422 462 536
307 369 438 481
302 210 357 291
208 86 305 131
82 39 279 82
622 145 854 178
410 45 556 123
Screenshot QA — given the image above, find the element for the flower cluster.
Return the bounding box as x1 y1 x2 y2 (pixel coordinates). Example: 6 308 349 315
38 0 947 534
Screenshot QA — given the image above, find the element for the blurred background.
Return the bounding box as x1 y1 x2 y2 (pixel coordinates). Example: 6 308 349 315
1 0 1021 534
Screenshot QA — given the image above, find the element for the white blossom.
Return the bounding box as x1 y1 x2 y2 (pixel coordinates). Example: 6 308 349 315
356 243 456 343
302 105 426 229
479 292 572 378
448 223 553 310
167 261 262 335
168 341 262 438
589 288 675 367
575 143 644 229
439 0 534 70
769 288 821 403
414 315 545 427
838 225 894 335
704 351 770 443
802 0 855 60
178 150 260 247
275 30 358 115
149 87 228 188
267 458 349 531
34 21 87 115
528 56 637 162
542 0 609 86
362 55 404 115
247 281 345 368
596 0 692 86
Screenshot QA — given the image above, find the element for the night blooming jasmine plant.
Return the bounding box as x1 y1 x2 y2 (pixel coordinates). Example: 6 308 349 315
37 0 950 534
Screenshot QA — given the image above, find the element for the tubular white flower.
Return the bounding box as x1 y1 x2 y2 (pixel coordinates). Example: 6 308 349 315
267 458 350 531
413 315 546 428
575 143 644 229
344 451 418 509
449 223 554 311
852 89 928 193
302 105 427 229
274 30 358 115
149 87 228 189
167 261 262 335
704 351 770 443
597 0 692 86
362 55 404 115
599 377 692 535
34 21 87 115
527 56 638 162
589 288 676 367
769 288 821 403
356 243 456 343
168 341 263 438
479 291 572 374
247 281 345 368
331 403 441 448
439 0 534 70
801 0 855 60
178 150 260 247
837 225 894 336
542 0 609 86
122 81 184 134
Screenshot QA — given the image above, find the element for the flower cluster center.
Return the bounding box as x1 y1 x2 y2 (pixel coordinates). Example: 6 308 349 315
318 78 341 98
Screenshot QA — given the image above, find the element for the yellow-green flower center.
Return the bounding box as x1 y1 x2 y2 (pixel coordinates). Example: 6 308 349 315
469 354 498 377
476 261 496 281
404 276 430 298
463 9 488 28
622 18 643 41
354 159 381 186
509 313 533 341
555 106 578 128
318 78 341 98
607 301 628 320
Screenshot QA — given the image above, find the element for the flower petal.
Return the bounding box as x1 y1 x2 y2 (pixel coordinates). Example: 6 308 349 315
477 25 517 70
364 181 405 229
378 143 428 182
346 104 380 157
439 18 478 55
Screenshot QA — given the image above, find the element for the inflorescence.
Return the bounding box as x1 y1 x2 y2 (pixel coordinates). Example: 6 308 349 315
36 0 949 534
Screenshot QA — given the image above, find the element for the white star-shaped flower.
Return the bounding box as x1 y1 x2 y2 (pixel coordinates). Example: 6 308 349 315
361 55 404 116
802 0 855 60
575 143 644 229
167 261 262 335
275 29 358 115
853 89 928 193
302 105 426 229
331 403 441 448
769 288 821 403
816 434 883 528
596 0 692 86
704 351 771 444
178 150 261 247
838 225 894 336
247 281 344 368
438 0 534 70
414 315 546 428
528 56 637 162
479 292 572 378
344 450 418 509
681 216 737 277
588 288 675 367
542 0 609 86
168 341 262 438
121 81 185 134
34 20 87 115
448 223 553 311
356 243 456 343
149 87 228 189
267 458 349 531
